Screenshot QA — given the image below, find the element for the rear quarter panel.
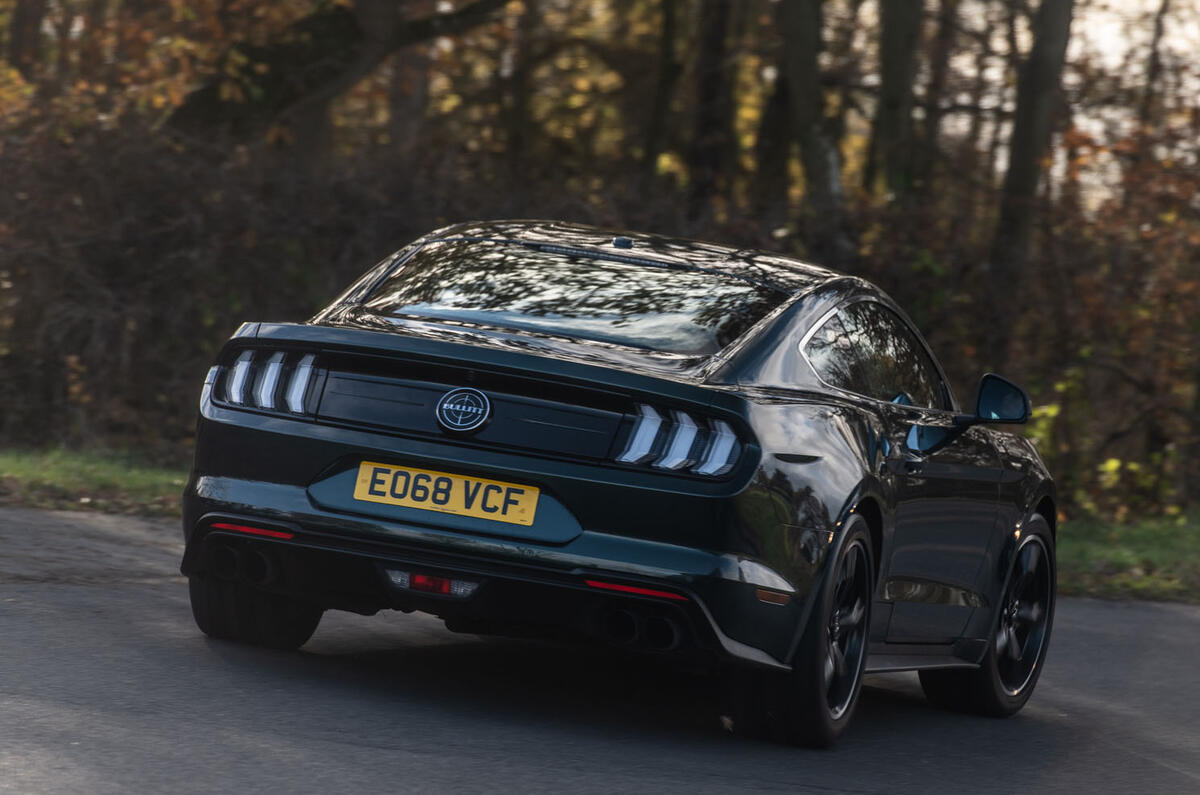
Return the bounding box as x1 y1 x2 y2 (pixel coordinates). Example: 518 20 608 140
708 388 885 658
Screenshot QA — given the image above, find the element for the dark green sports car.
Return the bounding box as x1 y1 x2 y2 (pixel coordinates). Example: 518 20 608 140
181 220 1056 746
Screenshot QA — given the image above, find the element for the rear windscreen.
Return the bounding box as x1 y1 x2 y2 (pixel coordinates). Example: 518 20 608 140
360 239 787 355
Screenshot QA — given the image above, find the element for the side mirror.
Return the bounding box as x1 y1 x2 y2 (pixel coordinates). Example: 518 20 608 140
974 373 1030 424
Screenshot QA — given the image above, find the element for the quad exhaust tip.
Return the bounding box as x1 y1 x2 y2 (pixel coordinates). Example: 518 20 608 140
643 615 681 652
206 541 277 587
599 607 682 652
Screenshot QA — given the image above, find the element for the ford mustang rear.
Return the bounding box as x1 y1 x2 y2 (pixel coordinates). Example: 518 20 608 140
181 220 1056 746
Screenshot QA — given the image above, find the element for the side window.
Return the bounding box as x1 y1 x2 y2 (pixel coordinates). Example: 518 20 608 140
802 313 874 396
839 302 947 410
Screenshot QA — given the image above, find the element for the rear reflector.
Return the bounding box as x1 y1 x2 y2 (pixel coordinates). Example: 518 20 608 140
386 569 478 598
210 522 294 540
584 579 688 601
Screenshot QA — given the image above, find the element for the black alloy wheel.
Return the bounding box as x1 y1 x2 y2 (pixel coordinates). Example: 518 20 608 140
825 538 871 720
994 534 1053 695
920 514 1056 716
727 515 875 747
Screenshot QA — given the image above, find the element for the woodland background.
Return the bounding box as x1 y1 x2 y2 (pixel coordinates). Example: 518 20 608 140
1 0 1197 522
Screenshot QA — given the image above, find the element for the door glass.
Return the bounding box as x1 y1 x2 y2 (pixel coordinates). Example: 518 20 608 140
838 302 948 410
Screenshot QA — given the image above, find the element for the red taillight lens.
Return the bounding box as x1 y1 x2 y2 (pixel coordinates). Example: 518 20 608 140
410 573 453 595
386 569 479 598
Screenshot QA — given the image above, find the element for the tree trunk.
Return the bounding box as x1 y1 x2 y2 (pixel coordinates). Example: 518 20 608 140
864 0 922 195
388 46 431 160
1139 0 1170 125
753 72 791 232
505 0 538 182
7 0 48 82
914 0 959 194
49 1 77 96
826 0 865 152
79 0 109 80
685 0 733 220
1186 357 1200 507
780 0 854 268
985 0 1074 371
642 0 680 178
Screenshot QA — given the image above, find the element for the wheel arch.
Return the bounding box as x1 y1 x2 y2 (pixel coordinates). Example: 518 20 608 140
1034 494 1057 541
851 495 883 579
781 485 886 667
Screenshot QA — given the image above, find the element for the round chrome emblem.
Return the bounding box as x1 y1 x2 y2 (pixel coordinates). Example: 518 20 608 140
435 387 491 433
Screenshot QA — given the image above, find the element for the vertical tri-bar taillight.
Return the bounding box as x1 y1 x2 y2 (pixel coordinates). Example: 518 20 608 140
616 403 742 477
217 349 318 416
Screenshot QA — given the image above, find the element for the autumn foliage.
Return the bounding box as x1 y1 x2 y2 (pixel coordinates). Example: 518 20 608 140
1 0 1198 519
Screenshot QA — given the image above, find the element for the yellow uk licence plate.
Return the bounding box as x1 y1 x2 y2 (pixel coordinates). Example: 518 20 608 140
352 461 540 526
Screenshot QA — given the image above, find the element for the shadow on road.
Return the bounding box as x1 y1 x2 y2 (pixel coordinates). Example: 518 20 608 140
202 610 1058 755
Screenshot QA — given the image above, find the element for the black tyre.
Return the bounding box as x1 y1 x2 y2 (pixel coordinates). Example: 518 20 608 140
919 513 1055 716
728 515 874 747
189 575 323 651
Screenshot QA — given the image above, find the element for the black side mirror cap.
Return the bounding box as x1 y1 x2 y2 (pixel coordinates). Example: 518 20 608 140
974 373 1031 424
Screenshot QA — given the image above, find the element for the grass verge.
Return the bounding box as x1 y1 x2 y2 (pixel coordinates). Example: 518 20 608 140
0 448 187 517
0 447 1197 602
1057 514 1200 603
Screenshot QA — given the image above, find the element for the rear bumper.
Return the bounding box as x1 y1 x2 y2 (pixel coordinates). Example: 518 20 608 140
182 385 811 670
181 483 795 671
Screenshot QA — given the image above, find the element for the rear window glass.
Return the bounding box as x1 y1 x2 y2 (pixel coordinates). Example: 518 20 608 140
361 239 787 355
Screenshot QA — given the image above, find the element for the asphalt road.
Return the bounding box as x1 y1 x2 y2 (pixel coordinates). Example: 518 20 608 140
1 507 1198 794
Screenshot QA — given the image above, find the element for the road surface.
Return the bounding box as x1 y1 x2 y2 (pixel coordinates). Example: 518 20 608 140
1 507 1197 793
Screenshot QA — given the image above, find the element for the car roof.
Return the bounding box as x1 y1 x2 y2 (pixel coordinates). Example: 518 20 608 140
426 220 842 295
